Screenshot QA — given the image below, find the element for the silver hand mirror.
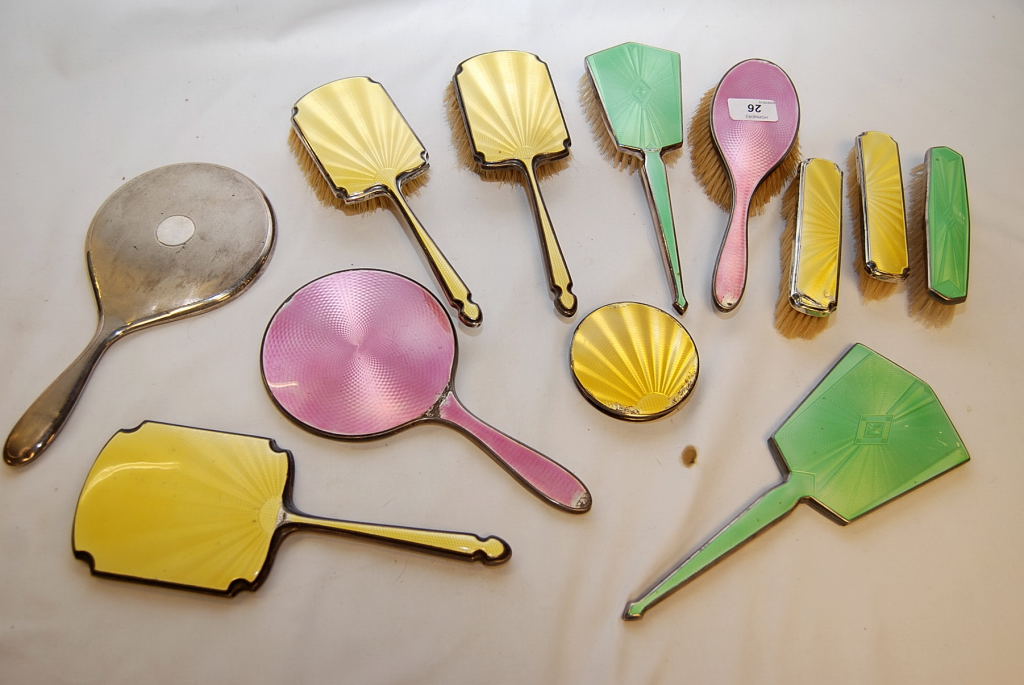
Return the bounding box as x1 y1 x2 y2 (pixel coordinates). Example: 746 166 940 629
5 163 275 465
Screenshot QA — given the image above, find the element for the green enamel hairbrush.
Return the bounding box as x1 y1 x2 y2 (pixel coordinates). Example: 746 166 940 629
585 42 687 314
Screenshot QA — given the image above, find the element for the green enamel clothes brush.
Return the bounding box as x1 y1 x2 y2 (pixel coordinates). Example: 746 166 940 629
923 146 970 303
584 42 687 314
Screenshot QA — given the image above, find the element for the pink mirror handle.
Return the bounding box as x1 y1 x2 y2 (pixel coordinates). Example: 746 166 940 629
436 393 591 512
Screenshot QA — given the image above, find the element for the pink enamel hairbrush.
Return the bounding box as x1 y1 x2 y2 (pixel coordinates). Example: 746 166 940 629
708 59 800 311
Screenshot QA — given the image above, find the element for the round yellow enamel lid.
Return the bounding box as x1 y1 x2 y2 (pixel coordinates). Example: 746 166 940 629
570 302 698 420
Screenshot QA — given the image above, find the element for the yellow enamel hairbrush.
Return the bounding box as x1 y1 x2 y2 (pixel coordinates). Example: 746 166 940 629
453 51 577 317
292 77 482 326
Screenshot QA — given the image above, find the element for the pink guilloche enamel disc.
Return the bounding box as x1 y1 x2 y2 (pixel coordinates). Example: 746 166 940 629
261 270 455 436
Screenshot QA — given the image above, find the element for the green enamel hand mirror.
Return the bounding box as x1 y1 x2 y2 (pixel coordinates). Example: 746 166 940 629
625 343 970 619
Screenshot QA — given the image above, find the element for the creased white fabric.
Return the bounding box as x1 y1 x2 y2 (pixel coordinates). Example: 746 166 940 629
1 1 1021 683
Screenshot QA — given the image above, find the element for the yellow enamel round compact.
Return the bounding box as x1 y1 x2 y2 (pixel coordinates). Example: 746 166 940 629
570 302 698 420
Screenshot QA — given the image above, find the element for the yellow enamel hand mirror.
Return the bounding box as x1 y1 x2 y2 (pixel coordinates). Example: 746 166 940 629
73 422 510 594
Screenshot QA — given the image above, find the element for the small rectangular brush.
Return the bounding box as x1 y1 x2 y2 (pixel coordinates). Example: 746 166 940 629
924 146 970 303
789 158 843 316
855 131 909 281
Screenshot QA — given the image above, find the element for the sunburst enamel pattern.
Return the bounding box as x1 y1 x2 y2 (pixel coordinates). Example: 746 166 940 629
453 51 577 317
585 42 682 154
925 146 970 302
624 344 969 619
74 422 288 592
454 51 570 166
856 131 909 280
293 77 425 199
570 302 698 421
790 158 843 316
73 422 511 594
292 77 481 327
771 345 969 520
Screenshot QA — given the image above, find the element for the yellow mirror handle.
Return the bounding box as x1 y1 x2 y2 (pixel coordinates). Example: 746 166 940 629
284 511 510 564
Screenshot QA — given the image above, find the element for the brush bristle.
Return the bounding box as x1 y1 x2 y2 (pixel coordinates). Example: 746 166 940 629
774 176 829 338
905 163 955 326
780 173 800 221
688 86 801 217
578 72 643 172
287 128 429 216
663 145 683 167
755 141 801 217
689 88 729 210
444 81 568 185
845 145 894 300
289 128 349 211
445 82 482 172
534 153 570 180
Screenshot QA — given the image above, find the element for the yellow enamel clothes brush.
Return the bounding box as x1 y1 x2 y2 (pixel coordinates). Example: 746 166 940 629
452 50 577 317
582 42 688 314
292 77 482 327
775 158 843 338
689 59 801 311
846 131 908 300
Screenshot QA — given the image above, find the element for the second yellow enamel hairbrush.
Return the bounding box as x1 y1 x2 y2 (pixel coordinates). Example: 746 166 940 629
453 51 577 317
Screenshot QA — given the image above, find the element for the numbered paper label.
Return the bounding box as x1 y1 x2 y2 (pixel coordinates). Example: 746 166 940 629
727 99 779 122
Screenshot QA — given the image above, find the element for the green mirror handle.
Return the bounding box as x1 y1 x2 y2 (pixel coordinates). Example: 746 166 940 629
523 161 577 317
5 316 125 465
641 151 687 314
624 473 811 619
283 510 510 564
389 186 482 327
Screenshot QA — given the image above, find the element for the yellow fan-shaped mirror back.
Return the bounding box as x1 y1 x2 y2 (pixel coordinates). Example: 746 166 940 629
455 51 570 165
293 77 426 199
73 422 288 592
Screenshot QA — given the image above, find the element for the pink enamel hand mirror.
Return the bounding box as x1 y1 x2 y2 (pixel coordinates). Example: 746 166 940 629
261 269 591 513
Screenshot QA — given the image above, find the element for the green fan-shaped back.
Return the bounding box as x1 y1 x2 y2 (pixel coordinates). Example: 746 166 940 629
585 42 682 152
772 344 969 521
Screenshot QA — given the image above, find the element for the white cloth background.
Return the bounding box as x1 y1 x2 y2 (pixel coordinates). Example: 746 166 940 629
1 1 1021 683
